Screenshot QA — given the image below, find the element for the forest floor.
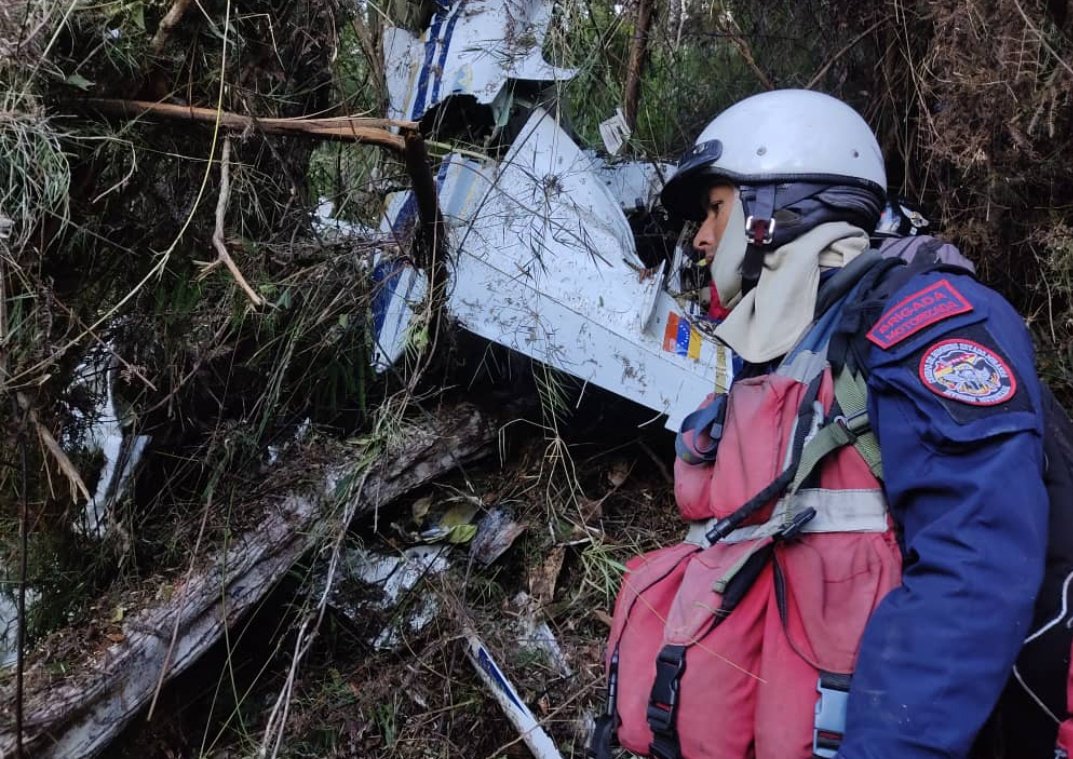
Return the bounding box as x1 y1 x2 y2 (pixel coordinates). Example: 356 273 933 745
104 379 681 759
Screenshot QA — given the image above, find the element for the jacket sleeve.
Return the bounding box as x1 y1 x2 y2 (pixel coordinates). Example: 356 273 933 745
836 272 1048 759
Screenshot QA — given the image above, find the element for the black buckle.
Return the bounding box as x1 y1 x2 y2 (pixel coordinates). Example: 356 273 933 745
776 507 817 542
813 672 851 758
646 645 687 733
587 714 616 759
588 649 620 759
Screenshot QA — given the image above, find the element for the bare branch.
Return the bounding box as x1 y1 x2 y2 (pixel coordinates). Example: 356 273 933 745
150 0 195 54
75 99 415 152
198 138 264 307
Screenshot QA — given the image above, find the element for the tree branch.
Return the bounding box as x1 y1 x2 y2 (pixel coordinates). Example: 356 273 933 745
623 0 656 132
150 0 196 54
75 99 415 152
197 138 264 306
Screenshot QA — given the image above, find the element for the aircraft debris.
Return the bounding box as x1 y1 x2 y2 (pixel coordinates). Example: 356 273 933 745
366 0 734 430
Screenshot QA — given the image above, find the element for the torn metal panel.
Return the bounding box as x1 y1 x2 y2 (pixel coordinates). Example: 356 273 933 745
64 340 149 538
333 545 450 650
372 3 732 430
384 0 575 123
590 158 674 213
372 108 730 429
440 108 730 430
370 255 428 372
464 629 565 759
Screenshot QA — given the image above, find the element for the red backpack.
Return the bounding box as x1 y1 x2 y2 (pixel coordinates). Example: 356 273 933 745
590 239 1073 759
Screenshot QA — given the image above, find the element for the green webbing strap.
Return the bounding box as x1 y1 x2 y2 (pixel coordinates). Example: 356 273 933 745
786 368 884 503
833 368 884 482
713 542 767 594
788 418 857 496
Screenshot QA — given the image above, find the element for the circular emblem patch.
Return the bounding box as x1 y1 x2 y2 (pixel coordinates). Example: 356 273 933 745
919 339 1017 406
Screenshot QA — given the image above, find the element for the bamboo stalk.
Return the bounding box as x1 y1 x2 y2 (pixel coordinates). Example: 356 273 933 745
76 98 416 152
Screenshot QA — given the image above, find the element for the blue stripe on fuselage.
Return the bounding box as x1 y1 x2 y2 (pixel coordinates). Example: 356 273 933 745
411 5 449 120
431 1 465 106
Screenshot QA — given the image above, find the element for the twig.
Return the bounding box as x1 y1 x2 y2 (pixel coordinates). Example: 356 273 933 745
259 466 375 759
198 138 264 307
715 13 774 90
76 98 414 152
47 295 158 392
1011 0 1073 78
150 0 195 54
146 488 215 720
15 398 28 759
637 439 673 485
806 20 885 90
16 392 91 503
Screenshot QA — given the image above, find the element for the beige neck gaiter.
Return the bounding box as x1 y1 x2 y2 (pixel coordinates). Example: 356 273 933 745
710 216 871 364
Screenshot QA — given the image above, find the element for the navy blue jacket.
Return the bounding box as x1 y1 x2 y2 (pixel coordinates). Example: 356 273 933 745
837 269 1048 758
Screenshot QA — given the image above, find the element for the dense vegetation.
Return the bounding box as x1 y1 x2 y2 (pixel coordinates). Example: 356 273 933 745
1 0 1071 755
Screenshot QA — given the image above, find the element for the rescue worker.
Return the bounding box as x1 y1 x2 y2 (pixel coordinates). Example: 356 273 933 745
599 90 1048 759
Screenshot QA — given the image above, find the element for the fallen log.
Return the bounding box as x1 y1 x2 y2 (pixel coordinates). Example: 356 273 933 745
0 402 498 759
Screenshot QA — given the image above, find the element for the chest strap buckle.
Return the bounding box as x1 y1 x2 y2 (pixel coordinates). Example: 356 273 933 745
814 671 851 758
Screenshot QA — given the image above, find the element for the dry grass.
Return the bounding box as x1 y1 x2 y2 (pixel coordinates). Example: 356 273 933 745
4 0 1073 755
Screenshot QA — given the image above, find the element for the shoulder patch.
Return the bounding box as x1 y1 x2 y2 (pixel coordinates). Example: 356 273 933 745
918 338 1017 406
867 278 974 349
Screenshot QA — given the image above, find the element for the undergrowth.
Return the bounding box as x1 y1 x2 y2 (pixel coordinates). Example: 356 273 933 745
2 0 1073 756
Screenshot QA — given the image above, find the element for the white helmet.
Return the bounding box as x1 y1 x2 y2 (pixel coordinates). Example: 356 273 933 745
661 89 887 222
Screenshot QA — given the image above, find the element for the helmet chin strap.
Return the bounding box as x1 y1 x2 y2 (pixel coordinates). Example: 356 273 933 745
736 182 882 296
740 184 777 296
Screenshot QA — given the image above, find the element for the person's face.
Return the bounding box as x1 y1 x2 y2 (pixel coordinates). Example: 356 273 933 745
691 183 737 258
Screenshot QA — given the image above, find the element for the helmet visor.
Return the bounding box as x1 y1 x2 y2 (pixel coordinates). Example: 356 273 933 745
660 140 729 221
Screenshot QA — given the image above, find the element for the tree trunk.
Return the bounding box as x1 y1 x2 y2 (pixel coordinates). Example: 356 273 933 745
0 402 498 759
624 0 657 132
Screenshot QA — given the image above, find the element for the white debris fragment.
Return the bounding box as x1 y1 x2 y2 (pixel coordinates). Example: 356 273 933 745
266 417 311 467
384 0 576 122
334 545 450 650
513 591 572 677
599 107 631 157
66 341 149 539
347 545 449 606
463 629 565 759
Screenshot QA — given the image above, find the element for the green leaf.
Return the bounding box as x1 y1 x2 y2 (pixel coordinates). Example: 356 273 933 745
64 73 95 91
410 325 429 352
445 523 478 544
131 3 146 30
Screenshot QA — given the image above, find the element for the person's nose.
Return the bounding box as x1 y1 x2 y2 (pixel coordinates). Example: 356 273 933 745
693 214 719 256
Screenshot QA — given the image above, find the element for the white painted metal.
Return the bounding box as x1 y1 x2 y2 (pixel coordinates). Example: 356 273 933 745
464 629 565 759
440 108 730 429
373 2 733 430
384 0 576 123
589 157 674 212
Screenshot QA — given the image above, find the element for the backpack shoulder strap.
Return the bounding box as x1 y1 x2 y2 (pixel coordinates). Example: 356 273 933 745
789 366 882 494
815 242 978 484
790 253 936 491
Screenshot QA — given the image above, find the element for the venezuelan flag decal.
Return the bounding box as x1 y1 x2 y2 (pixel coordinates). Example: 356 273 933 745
662 313 702 361
662 312 680 353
